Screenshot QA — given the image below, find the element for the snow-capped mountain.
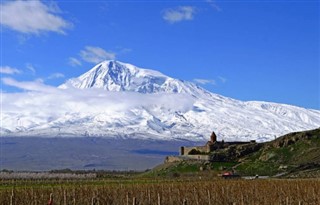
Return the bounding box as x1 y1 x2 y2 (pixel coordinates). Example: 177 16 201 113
60 60 207 96
1 60 320 141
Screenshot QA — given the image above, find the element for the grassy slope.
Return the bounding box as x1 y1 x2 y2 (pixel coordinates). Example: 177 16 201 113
236 128 320 176
146 128 320 178
142 160 239 179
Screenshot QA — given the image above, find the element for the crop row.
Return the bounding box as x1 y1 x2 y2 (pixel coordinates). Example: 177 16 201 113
0 179 319 205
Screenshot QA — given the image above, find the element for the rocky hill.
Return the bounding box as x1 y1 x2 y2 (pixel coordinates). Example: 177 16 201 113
149 128 320 178
237 128 320 177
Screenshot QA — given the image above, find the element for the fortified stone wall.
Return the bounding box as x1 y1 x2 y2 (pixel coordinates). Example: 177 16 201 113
165 155 211 163
169 131 259 163
165 156 184 163
182 146 208 155
184 155 211 161
226 141 255 146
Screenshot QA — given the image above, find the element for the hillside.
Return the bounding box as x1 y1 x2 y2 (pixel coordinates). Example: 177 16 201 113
148 128 320 178
237 128 320 177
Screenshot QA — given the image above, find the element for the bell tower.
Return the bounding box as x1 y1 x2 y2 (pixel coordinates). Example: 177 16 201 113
210 131 217 143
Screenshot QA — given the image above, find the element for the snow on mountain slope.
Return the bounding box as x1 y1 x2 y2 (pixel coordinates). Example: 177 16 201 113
1 60 319 141
60 60 210 97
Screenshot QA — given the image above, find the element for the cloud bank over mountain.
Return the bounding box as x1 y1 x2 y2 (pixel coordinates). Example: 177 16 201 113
1 61 319 141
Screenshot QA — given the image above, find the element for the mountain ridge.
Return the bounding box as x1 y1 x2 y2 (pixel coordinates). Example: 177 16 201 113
1 60 319 141
60 60 193 94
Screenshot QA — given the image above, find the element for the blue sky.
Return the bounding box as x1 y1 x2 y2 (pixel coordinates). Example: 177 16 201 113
1 0 319 109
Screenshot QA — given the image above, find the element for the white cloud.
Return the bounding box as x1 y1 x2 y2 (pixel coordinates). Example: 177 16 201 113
1 78 194 129
218 76 227 83
0 0 71 34
68 57 82 67
26 63 36 75
119 48 132 54
48 73 65 79
163 6 196 23
80 46 116 64
2 77 56 93
205 0 222 12
0 66 21 74
193 78 216 85
35 78 45 83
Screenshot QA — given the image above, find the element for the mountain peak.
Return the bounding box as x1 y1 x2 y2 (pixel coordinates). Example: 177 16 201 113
60 60 195 94
97 60 137 74
96 60 168 79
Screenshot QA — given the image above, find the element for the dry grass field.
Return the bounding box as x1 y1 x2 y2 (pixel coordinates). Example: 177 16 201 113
0 178 319 205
